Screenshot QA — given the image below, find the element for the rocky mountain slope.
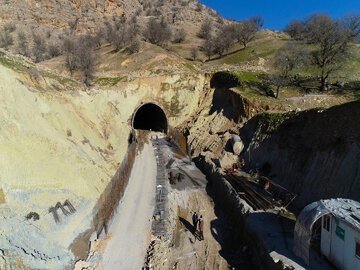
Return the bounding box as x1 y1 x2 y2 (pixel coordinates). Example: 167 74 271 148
0 0 221 49
0 0 215 29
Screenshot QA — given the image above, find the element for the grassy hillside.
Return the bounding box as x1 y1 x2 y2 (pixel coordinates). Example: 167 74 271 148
212 32 360 83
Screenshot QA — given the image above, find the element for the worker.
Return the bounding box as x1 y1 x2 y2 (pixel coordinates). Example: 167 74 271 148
198 215 204 241
192 211 199 234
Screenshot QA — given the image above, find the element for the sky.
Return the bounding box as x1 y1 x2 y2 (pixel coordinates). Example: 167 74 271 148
201 0 360 30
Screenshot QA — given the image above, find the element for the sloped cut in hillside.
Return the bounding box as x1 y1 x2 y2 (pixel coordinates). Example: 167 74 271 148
0 51 208 269
240 101 360 210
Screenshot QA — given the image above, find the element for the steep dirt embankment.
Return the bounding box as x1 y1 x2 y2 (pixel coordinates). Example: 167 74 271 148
241 101 360 210
180 86 254 158
0 53 207 269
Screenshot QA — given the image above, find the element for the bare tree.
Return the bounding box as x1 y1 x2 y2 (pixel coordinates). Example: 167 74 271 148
198 18 212 39
127 16 139 40
76 35 97 86
202 36 214 60
342 13 360 41
250 16 264 30
111 27 127 52
105 17 140 52
127 38 140 54
235 20 258 48
190 47 198 61
285 20 306 40
78 48 96 86
32 33 47 62
305 14 351 91
172 28 186 43
104 20 116 43
48 44 62 58
144 17 172 47
93 29 105 48
0 25 14 50
213 25 236 57
16 31 28 56
270 43 309 98
63 37 77 75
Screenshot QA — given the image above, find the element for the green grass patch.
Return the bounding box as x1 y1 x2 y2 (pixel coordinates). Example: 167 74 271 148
258 112 295 132
96 76 126 86
223 47 254 63
234 87 264 100
44 71 78 86
0 53 29 72
222 39 287 64
183 62 196 72
232 71 262 83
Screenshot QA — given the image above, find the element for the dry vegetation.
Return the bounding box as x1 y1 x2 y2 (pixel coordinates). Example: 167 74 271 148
0 0 359 97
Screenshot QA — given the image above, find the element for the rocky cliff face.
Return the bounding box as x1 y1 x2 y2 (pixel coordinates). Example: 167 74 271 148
240 101 360 210
180 84 256 161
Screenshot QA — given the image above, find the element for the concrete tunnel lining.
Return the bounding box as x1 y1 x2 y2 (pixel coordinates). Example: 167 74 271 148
132 103 168 133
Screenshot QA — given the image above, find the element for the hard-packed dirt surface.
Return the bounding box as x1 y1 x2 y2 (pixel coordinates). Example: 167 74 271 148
73 136 254 270
142 138 254 270
75 142 157 270
146 189 228 270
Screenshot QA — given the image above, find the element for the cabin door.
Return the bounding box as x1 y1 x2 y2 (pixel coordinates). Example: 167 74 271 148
330 219 345 268
320 215 332 257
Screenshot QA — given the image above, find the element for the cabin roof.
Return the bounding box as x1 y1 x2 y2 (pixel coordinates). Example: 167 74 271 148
321 198 360 231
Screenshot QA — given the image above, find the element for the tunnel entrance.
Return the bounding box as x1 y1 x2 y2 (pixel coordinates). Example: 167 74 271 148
132 103 168 133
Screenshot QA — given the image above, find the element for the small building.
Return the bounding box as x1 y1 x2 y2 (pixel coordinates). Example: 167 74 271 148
294 199 360 270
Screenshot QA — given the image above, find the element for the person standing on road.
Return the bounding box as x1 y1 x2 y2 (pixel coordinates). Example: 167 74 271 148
192 211 199 234
198 215 204 241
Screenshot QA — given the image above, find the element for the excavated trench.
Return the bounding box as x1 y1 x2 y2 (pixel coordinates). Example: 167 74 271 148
132 103 168 133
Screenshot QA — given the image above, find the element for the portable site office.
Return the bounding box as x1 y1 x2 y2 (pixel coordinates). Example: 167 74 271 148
294 198 360 270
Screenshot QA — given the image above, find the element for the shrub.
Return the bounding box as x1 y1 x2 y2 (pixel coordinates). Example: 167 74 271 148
144 17 172 47
16 31 28 56
172 28 186 43
198 18 212 39
48 44 62 57
0 30 13 50
32 33 47 62
190 47 198 60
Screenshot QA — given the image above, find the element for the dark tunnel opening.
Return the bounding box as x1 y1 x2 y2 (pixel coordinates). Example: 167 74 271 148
132 103 168 133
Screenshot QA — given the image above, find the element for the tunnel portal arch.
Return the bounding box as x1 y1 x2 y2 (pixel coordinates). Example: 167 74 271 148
132 102 168 133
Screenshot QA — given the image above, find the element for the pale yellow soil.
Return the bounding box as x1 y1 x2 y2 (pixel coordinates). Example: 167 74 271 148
0 54 208 269
0 188 5 204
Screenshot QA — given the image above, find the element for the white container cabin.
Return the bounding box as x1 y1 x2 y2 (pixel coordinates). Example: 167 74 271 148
294 199 360 270
320 200 360 270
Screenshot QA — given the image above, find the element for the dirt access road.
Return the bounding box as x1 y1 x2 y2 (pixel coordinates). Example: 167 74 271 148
76 139 240 270
101 143 157 269
75 142 157 270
